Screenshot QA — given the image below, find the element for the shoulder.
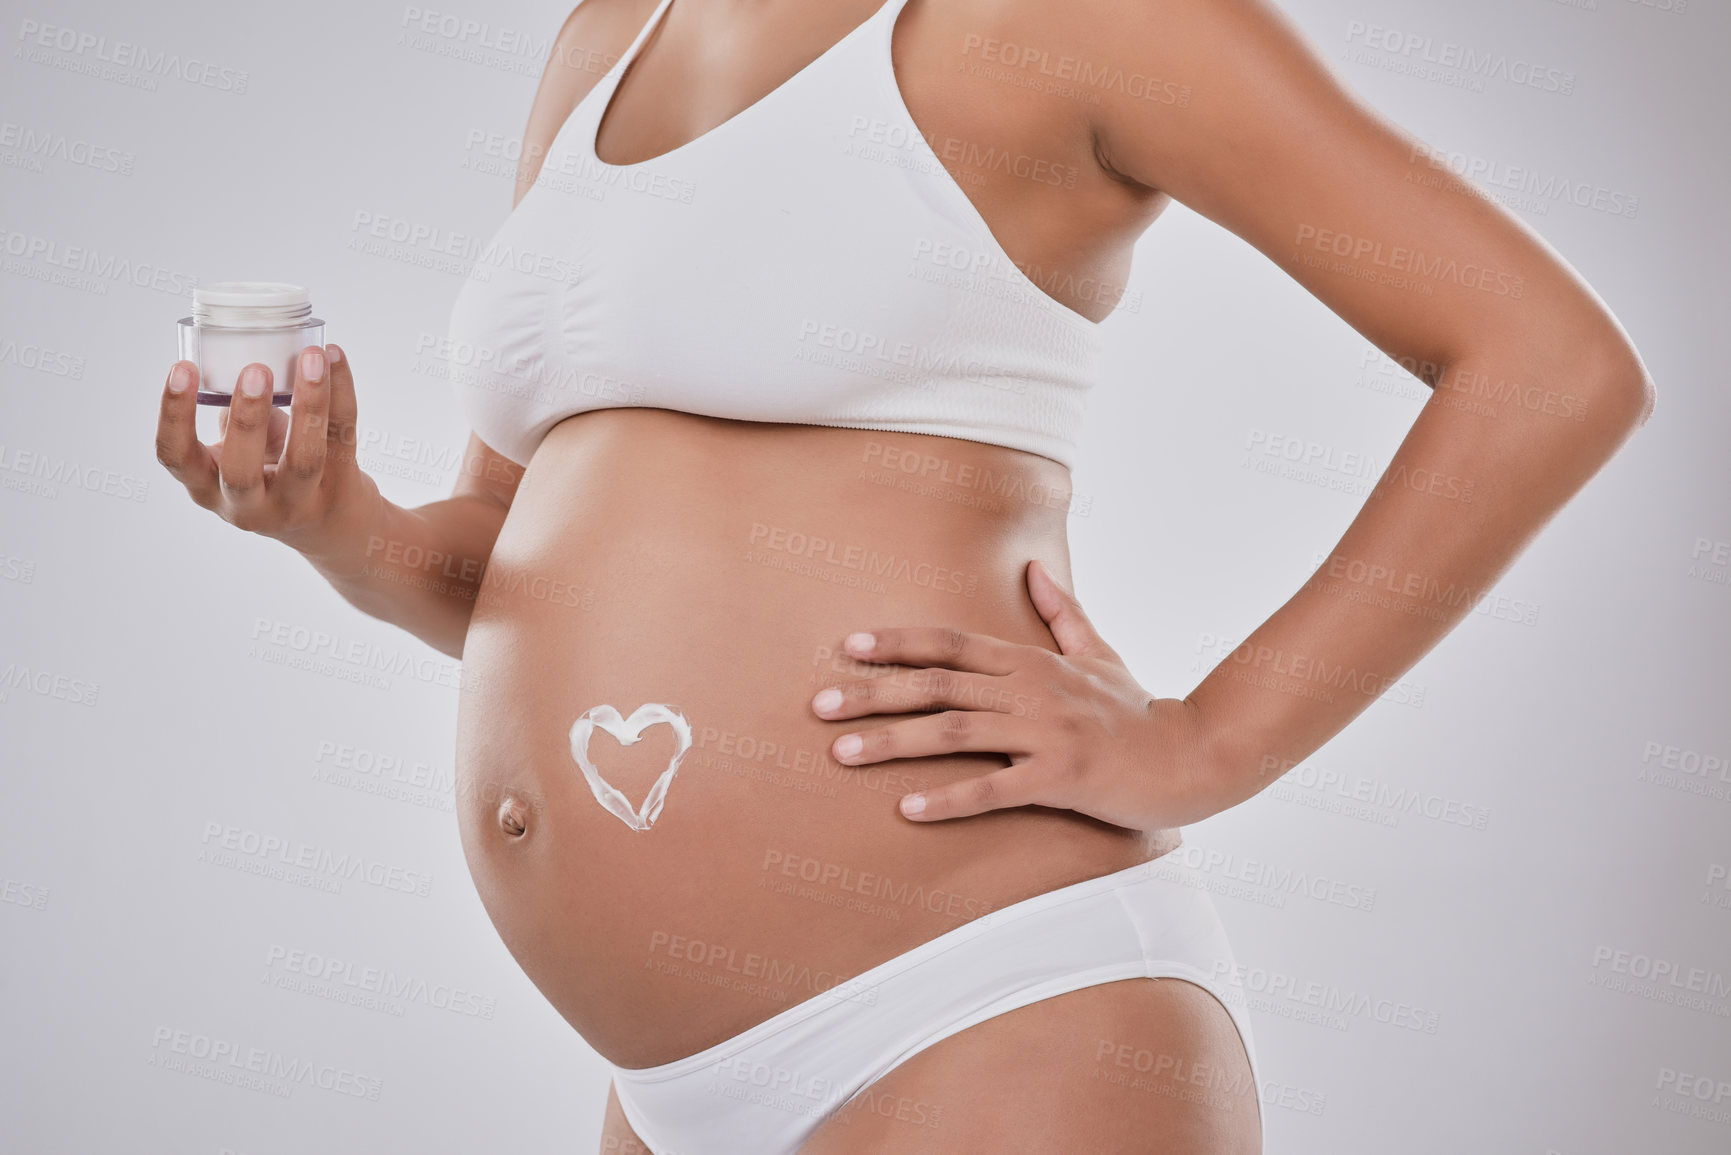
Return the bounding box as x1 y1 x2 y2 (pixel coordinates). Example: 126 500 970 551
965 0 1327 113
511 0 661 198
537 0 663 112
546 0 664 86
1042 0 1384 194
918 0 1307 144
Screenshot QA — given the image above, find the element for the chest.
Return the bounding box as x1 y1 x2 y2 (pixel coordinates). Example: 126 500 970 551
592 0 1114 294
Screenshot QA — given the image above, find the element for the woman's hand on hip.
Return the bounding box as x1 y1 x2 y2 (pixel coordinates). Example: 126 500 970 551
154 345 383 563
811 559 1228 832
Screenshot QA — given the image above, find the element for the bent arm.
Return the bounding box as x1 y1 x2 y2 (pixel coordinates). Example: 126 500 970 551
1082 0 1655 811
302 434 521 660
305 2 646 658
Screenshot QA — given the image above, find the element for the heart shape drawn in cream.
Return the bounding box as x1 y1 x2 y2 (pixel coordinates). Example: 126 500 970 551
568 703 693 832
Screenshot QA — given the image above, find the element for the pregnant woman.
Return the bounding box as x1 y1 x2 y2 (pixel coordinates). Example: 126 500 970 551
154 0 1654 1150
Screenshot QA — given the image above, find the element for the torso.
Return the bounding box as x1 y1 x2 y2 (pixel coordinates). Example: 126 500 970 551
452 0 1175 1069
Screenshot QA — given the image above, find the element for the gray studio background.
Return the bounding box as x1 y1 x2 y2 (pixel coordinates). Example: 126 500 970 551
3 0 1728 1152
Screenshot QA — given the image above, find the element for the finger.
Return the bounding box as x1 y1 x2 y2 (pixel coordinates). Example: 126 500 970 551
263 404 291 465
841 627 1026 676
899 762 1052 821
812 667 1017 720
1026 558 1118 660
324 344 359 472
216 363 279 516
831 710 1033 766
273 346 329 506
154 361 221 509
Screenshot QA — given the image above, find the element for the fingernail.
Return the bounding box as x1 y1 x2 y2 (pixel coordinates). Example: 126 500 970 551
834 734 862 759
239 365 267 397
301 348 325 383
900 793 925 817
326 344 344 365
813 688 843 715
844 632 874 655
167 364 191 394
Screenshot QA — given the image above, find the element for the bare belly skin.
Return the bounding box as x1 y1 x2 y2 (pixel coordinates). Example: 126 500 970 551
454 407 1172 1069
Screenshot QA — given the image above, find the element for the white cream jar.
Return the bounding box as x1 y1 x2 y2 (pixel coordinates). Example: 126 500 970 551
177 282 326 405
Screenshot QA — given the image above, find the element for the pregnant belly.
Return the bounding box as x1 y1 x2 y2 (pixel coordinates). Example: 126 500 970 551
453 409 1158 1068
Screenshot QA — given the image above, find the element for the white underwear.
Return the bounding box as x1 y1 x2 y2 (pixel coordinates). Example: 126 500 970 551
610 856 1263 1153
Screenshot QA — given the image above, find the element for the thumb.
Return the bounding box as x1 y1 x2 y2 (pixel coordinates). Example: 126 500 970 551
1027 559 1115 659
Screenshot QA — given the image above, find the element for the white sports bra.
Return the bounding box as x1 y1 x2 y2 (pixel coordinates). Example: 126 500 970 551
446 0 1105 469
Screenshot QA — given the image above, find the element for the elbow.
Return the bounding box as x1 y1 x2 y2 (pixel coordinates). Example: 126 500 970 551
1629 376 1657 430
1578 333 1657 436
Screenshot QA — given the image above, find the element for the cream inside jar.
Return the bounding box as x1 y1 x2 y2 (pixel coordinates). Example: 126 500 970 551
177 281 326 406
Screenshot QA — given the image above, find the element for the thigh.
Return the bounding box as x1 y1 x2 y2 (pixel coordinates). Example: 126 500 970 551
599 1080 653 1154
798 978 1262 1155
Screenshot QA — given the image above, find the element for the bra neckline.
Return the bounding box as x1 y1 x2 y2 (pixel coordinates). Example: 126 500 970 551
533 0 1105 331
588 0 905 171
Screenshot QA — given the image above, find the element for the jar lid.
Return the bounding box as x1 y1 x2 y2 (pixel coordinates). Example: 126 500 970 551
194 281 310 308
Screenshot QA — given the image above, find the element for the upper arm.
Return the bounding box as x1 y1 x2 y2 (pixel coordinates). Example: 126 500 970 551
450 432 526 512
1085 0 1645 390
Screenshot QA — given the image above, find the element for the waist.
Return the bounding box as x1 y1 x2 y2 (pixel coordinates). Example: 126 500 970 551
473 408 1082 634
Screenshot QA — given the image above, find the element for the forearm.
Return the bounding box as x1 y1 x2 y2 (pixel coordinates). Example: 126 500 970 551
1186 341 1653 814
300 485 507 660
